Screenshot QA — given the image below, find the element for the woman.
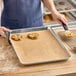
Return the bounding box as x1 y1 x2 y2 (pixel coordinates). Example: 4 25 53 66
0 0 67 37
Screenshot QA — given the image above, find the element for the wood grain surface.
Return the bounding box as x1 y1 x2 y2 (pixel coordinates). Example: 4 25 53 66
0 28 76 76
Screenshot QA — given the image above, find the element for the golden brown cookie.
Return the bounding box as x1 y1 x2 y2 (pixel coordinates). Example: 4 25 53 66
59 2 65 5
65 7 71 10
63 32 75 38
11 34 22 41
43 15 52 23
27 33 39 40
43 14 54 23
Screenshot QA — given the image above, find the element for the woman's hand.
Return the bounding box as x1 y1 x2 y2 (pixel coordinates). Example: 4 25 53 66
42 0 68 26
0 26 12 37
52 11 68 26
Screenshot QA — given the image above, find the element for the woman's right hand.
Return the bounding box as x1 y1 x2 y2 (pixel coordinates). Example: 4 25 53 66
0 26 12 37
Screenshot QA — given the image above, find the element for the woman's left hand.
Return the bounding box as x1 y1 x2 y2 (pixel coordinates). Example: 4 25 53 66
51 11 68 26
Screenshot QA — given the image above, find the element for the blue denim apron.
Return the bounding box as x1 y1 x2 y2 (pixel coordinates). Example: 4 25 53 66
1 0 43 29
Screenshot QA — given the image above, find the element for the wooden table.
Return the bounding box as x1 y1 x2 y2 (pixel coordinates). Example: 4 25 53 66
0 37 76 76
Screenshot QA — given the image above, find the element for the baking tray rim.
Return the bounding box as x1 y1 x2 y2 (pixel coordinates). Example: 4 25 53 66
9 26 71 65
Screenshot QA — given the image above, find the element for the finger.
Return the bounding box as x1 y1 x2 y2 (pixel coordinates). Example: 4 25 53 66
0 31 6 38
61 14 68 22
63 17 67 22
59 17 68 26
1 27 12 32
62 17 68 26
62 19 68 26
60 15 68 25
62 16 68 23
64 17 68 22
56 19 63 25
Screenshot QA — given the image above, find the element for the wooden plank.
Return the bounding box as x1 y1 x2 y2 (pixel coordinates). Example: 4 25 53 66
0 30 76 75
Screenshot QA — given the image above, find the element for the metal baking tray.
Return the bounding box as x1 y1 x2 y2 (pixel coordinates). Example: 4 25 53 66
7 26 71 65
51 24 76 51
70 11 76 18
43 12 76 26
43 0 76 14
71 0 76 5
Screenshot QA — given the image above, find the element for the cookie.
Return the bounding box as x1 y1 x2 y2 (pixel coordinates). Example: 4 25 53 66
65 7 71 10
27 33 39 40
11 34 22 41
59 2 65 5
43 15 52 23
43 14 54 23
63 32 75 38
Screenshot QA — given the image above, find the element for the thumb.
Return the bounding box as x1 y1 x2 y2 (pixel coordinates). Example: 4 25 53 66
1 27 12 32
